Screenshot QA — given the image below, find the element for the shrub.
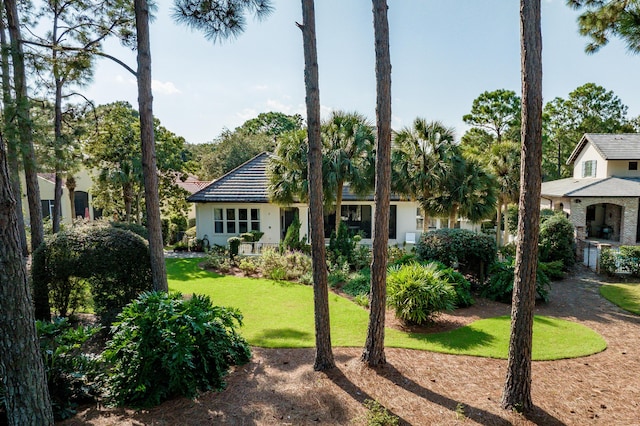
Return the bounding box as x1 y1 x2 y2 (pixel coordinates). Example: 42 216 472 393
363 399 399 426
343 267 371 297
599 247 618 276
481 259 551 303
430 261 474 308
619 246 640 277
109 221 149 240
203 251 228 270
32 223 153 325
538 213 575 269
260 248 287 280
386 263 456 325
328 222 357 267
539 260 564 281
354 294 369 308
352 244 372 271
103 292 251 407
280 215 308 253
283 251 312 281
328 261 350 288
387 245 409 265
37 318 102 420
416 228 496 281
227 237 242 258
238 257 259 275
260 248 311 282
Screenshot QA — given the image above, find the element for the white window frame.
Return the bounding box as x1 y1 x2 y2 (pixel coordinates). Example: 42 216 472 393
213 207 261 234
582 160 596 178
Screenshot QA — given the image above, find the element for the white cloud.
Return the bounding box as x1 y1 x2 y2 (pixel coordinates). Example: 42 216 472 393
236 108 259 122
152 80 182 95
115 74 136 85
250 84 269 92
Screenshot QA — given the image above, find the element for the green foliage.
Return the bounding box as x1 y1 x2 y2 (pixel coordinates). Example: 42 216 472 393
539 260 565 281
462 89 521 143
363 399 399 426
227 236 242 258
37 318 102 420
416 228 496 280
109 221 149 240
32 222 153 325
328 261 351 287
539 213 576 269
103 292 251 407
328 222 357 267
279 215 308 253
236 111 304 136
599 248 618 276
387 245 410 265
238 257 259 275
431 261 475 308
386 263 456 325
343 267 371 297
482 259 551 303
259 248 312 282
619 246 640 277
49 277 91 318
203 251 232 272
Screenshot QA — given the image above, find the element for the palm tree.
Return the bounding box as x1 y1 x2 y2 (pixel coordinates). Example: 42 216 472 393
362 0 391 368
488 141 521 246
502 0 543 413
299 0 334 371
392 119 457 231
322 111 375 233
267 129 310 205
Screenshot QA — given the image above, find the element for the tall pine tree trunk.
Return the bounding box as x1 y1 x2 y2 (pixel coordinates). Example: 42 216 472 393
52 78 64 232
0 10 27 256
134 0 168 292
496 199 503 248
299 0 334 371
66 174 76 222
0 136 54 426
5 0 50 320
334 179 344 234
362 0 391 367
502 0 543 413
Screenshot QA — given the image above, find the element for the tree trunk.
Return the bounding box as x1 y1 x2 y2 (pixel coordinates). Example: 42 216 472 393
448 204 458 229
123 182 133 223
67 174 76 222
422 207 430 232
334 179 343 233
299 0 334 371
134 0 168 292
362 0 391 367
503 203 510 246
5 0 49 320
502 0 543 414
0 10 27 257
496 199 503 248
52 78 64 233
0 135 54 426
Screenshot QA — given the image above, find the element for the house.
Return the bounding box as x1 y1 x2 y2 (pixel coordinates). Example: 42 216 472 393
20 168 101 226
188 152 482 249
541 133 640 246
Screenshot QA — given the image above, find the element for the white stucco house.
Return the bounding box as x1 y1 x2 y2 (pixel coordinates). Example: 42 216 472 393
188 152 483 250
541 133 640 246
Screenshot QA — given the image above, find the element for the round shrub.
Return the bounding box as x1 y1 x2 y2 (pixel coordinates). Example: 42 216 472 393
109 220 149 240
416 228 496 281
32 223 153 325
386 262 456 325
481 259 551 303
538 213 575 269
430 261 475 308
227 236 242 258
103 292 250 408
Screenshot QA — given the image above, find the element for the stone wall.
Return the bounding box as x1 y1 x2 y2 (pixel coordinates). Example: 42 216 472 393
570 197 639 245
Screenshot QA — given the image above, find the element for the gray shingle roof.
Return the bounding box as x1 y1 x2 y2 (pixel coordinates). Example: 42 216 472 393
541 176 640 198
188 152 271 203
567 133 640 164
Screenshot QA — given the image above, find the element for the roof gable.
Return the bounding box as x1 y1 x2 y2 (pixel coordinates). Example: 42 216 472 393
188 152 271 203
567 133 640 164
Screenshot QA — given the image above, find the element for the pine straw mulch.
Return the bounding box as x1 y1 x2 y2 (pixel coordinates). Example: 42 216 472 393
61 266 640 425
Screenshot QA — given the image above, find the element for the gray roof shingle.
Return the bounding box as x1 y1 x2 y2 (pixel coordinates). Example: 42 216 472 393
188 152 271 203
541 176 640 198
567 133 640 164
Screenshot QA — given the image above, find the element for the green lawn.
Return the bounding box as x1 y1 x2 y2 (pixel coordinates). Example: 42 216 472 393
600 283 640 315
167 258 606 360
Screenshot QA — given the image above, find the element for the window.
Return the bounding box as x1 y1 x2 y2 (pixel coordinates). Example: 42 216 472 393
214 208 224 233
41 200 54 219
582 160 596 177
389 205 397 239
416 208 423 230
214 208 260 234
324 204 372 238
630 161 638 171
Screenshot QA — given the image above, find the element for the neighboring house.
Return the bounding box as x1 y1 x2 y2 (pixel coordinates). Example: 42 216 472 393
188 152 482 249
174 175 210 221
20 168 100 226
541 133 640 246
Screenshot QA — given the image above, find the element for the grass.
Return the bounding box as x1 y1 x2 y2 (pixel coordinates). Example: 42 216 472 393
167 258 607 360
600 283 640 315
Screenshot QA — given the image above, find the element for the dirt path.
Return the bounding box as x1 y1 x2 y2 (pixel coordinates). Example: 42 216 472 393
63 266 640 425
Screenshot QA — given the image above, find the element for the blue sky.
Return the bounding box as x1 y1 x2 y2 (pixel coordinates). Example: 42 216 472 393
83 0 640 144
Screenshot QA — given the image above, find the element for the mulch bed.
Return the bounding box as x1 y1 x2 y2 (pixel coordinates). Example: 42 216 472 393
61 266 640 425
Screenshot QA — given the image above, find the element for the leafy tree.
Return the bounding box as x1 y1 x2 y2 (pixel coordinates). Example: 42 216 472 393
488 141 521 246
298 0 335 371
502 0 543 413
267 129 311 204
459 127 494 158
4 0 49 320
234 111 304 136
392 119 457 231
0 120 53 425
462 89 521 143
568 0 640 54
543 83 635 179
27 0 135 232
323 110 375 233
362 0 392 368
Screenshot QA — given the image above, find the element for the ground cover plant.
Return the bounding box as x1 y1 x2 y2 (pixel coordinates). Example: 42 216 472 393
600 283 640 315
167 258 605 359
